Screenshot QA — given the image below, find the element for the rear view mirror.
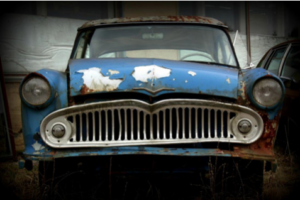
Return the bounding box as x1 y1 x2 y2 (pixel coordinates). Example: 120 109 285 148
142 33 164 39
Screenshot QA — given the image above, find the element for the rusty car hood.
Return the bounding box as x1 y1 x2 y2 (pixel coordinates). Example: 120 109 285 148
69 58 239 99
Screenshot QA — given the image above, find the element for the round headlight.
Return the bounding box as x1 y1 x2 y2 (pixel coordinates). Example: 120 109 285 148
22 77 51 106
252 78 283 107
52 124 66 138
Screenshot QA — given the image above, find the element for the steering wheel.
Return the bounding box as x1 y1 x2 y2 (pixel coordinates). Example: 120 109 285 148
180 53 214 61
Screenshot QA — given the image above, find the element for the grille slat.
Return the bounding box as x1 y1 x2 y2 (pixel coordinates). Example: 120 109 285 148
163 110 166 139
92 113 95 141
124 109 127 140
137 111 140 140
169 109 172 139
86 112 89 141
118 109 121 140
176 108 179 139
143 113 146 139
227 111 230 138
221 111 224 138
156 113 159 139
150 114 153 139
189 108 192 139
208 109 211 139
130 109 133 140
79 113 83 142
182 108 185 139
42 99 264 147
112 110 115 141
72 114 76 142
99 111 102 141
195 109 198 139
201 109 204 139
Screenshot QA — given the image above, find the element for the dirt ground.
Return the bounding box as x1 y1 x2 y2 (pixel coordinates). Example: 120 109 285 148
0 145 299 200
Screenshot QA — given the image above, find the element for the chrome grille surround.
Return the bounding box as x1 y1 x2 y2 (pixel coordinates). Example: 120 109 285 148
40 99 264 148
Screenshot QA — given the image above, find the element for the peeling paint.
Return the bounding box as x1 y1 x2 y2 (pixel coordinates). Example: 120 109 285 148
108 69 120 75
188 71 196 76
226 78 231 84
173 78 175 81
239 81 246 100
78 67 123 92
32 141 45 151
185 80 188 83
132 65 171 83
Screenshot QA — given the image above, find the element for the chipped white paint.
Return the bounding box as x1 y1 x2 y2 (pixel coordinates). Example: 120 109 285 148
226 78 231 84
108 69 120 75
188 71 196 76
139 83 142 86
173 78 175 81
239 81 246 100
78 67 123 92
185 80 188 83
32 141 45 151
132 65 171 83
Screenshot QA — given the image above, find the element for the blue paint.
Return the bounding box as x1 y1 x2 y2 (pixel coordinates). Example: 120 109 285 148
20 69 68 154
20 61 285 161
238 68 285 119
18 160 25 169
69 58 239 99
22 146 232 161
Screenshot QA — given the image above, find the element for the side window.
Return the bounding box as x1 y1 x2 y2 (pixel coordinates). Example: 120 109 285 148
266 48 286 75
281 45 300 82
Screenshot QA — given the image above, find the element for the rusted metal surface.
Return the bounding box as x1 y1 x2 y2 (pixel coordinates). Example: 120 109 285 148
235 68 285 160
22 146 276 162
79 16 227 30
230 112 281 161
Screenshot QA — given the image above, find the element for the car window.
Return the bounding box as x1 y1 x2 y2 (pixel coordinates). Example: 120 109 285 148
281 45 300 82
256 50 271 68
73 25 238 67
266 47 286 75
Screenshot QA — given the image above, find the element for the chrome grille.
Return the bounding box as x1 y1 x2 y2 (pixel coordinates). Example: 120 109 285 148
41 99 264 148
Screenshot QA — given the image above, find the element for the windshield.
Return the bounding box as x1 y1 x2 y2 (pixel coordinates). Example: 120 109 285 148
73 25 238 67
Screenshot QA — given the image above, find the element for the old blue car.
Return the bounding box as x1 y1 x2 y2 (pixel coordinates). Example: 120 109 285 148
20 16 285 199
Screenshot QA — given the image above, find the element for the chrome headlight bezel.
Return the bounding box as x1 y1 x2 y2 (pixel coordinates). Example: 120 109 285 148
251 77 284 109
20 74 54 108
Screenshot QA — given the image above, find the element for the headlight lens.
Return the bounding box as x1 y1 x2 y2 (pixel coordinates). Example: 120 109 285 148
253 78 282 107
22 77 51 106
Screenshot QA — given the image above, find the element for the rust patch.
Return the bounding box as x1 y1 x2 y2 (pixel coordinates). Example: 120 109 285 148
233 111 281 161
80 84 93 94
258 111 280 149
80 16 226 30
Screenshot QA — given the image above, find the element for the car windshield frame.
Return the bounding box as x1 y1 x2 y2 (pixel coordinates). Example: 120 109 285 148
70 23 239 68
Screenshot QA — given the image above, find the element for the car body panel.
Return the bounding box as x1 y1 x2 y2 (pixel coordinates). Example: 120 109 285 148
69 58 239 99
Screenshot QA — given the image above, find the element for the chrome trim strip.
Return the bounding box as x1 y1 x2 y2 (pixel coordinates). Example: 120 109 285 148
278 43 292 76
132 87 175 95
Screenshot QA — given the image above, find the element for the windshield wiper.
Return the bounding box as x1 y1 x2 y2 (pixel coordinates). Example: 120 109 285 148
182 60 238 68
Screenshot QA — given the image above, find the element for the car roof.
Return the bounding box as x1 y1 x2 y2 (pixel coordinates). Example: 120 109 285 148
79 16 227 30
271 39 300 49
